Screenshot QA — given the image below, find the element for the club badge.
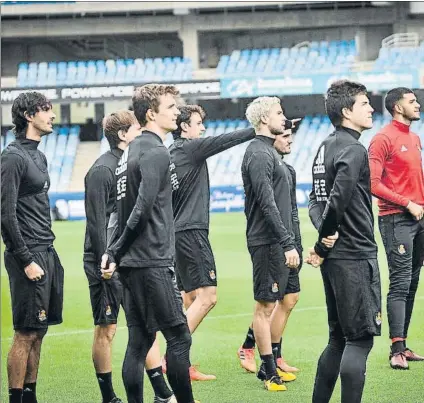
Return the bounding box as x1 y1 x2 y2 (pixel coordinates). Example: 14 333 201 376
38 309 47 322
375 312 382 326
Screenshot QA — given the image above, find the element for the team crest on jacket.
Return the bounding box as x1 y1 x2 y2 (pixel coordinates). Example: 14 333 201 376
398 244 406 255
209 270 216 280
375 312 382 326
272 282 279 293
38 309 47 322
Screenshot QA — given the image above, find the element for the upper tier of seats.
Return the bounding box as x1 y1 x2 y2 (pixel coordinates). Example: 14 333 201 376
373 42 424 71
1 126 80 192
217 40 358 78
16 57 193 88
12 38 424 87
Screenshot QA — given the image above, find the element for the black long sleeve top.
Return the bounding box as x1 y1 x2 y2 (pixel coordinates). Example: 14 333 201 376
1 138 55 268
308 127 377 259
169 128 255 232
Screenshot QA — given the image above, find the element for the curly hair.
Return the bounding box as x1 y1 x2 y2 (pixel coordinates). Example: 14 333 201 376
172 104 206 139
245 97 281 130
12 92 53 139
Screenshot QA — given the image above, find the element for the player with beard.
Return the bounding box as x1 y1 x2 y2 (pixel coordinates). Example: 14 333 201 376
241 97 301 391
237 124 337 378
237 126 301 382
306 80 381 403
368 88 424 370
1 92 64 403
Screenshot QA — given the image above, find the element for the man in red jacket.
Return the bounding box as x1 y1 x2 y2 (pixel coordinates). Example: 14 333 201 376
368 87 424 370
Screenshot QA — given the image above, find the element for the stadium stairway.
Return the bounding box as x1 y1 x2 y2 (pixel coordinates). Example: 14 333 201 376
68 141 101 192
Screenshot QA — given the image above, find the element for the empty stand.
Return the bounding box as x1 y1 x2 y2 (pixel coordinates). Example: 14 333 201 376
217 40 358 78
373 41 424 71
16 57 193 88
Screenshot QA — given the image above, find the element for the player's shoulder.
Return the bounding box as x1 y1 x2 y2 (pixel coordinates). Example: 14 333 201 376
409 129 420 140
1 142 27 163
86 152 115 178
369 129 392 149
284 161 296 174
246 137 272 154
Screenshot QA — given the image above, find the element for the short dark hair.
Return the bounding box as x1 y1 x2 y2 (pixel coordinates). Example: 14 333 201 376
132 84 180 126
172 105 206 139
325 80 368 127
102 110 137 149
11 92 52 139
385 87 414 116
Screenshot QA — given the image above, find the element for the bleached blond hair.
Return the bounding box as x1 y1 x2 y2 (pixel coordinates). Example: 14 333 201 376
245 96 281 130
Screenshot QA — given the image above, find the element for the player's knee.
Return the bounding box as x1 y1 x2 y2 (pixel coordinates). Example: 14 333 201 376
166 325 192 366
284 292 299 310
34 328 48 341
15 329 43 344
187 292 197 306
206 292 217 309
198 286 217 309
346 336 374 351
96 324 117 344
255 301 275 318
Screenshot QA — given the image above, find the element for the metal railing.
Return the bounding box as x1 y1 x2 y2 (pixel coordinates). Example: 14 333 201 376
381 33 419 48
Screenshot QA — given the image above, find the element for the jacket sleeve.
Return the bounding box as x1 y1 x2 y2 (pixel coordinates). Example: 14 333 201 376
287 164 302 253
247 151 295 251
85 166 113 262
308 182 323 231
186 128 255 163
1 152 34 268
107 147 169 262
106 210 119 249
368 134 409 207
314 144 366 258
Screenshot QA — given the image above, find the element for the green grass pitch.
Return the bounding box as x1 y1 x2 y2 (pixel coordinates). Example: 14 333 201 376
1 209 424 403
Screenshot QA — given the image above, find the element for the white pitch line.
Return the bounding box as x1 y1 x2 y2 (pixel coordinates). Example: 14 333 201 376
4 299 424 342
2 305 326 342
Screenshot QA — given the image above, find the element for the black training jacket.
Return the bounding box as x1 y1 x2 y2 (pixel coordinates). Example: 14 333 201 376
1 138 55 268
169 128 255 232
83 148 123 263
286 162 302 253
241 136 296 250
107 131 175 268
308 126 377 259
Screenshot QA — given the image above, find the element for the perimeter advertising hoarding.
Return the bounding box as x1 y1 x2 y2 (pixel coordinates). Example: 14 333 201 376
220 69 421 98
49 183 313 221
1 81 221 104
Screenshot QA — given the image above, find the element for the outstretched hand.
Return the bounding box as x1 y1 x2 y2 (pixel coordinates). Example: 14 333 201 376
304 248 324 268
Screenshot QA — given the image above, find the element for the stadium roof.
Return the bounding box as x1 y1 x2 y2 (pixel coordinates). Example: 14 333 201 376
1 1 385 17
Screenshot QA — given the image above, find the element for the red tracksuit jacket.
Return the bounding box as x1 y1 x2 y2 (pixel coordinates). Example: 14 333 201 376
368 119 424 216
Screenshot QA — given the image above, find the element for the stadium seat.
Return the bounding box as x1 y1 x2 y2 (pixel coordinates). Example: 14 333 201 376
217 40 359 78
13 55 195 87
